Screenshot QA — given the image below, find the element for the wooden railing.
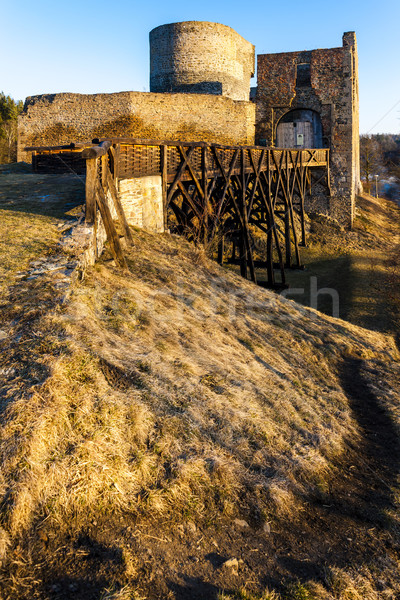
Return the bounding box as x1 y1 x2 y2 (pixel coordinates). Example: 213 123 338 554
81 141 133 270
28 139 329 179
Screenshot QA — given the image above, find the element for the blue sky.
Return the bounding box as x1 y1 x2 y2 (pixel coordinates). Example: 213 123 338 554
2 0 399 133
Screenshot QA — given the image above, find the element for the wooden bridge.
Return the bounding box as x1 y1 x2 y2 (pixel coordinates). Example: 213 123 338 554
28 138 331 287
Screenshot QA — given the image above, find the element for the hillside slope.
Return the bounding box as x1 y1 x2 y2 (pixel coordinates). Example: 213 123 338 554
0 191 399 599
282 193 400 344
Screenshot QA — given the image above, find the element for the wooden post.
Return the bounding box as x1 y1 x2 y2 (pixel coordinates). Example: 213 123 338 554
202 145 209 243
241 149 257 284
95 181 128 270
299 152 306 247
265 211 274 286
105 166 134 247
101 154 108 190
113 143 120 181
283 152 292 268
288 195 302 268
217 235 225 265
161 145 168 231
85 158 97 224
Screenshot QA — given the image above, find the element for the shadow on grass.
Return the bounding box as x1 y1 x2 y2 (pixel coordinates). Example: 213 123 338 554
338 356 400 517
167 576 222 600
0 168 85 220
269 354 400 590
278 252 398 338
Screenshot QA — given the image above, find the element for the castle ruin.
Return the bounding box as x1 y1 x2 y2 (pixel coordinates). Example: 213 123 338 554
18 21 360 227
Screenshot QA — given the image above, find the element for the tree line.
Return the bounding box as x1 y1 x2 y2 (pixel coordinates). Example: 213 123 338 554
360 133 400 200
0 92 23 163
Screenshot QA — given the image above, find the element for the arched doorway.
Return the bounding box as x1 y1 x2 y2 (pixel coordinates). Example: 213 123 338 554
276 109 323 149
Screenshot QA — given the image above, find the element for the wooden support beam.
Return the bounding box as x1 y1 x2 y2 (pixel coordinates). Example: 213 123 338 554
240 149 257 284
178 146 205 200
177 182 203 221
95 180 128 270
82 140 112 160
85 158 97 224
101 154 108 190
202 145 209 243
104 163 134 246
161 145 168 231
113 143 120 181
166 146 196 204
207 148 240 248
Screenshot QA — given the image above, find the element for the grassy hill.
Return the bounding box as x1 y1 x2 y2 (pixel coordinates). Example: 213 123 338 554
0 172 399 599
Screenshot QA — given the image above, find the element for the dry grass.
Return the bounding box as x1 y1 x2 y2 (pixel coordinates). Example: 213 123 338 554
0 206 59 297
0 166 84 299
219 566 396 600
282 194 400 339
218 589 280 600
0 190 399 598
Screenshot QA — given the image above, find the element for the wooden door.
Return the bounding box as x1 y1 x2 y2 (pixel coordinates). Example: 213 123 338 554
276 121 314 148
296 122 313 147
277 122 294 148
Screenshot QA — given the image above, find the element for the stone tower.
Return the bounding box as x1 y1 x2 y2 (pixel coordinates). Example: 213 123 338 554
255 32 361 227
149 21 255 102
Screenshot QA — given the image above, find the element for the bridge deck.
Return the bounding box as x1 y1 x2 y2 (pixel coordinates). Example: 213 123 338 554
26 139 331 288
27 138 329 179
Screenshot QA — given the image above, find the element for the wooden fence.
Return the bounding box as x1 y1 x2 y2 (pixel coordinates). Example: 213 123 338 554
27 138 331 287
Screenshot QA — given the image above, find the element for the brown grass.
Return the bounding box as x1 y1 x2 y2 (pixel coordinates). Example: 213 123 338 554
0 166 85 300
0 188 399 598
281 194 400 339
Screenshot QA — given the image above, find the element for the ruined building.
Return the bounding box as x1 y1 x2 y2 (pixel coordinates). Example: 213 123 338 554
18 21 360 226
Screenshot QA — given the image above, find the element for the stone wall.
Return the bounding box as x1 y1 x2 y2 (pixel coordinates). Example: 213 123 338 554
150 21 255 102
61 174 164 280
119 176 164 233
255 32 360 227
18 91 255 162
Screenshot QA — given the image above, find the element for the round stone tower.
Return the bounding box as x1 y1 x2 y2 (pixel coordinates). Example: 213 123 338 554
149 21 255 102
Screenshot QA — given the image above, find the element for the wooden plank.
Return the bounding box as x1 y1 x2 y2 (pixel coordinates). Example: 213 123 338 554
240 149 256 284
161 145 168 231
82 140 112 160
104 164 134 247
95 180 128 270
85 158 97 224
25 142 91 151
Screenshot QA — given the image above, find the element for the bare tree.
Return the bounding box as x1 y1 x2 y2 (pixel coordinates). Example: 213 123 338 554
1 120 17 162
360 135 384 193
0 92 23 164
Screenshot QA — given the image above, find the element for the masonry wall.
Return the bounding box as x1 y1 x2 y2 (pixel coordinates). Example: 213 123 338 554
18 91 255 162
150 21 255 101
255 32 360 227
119 176 164 233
